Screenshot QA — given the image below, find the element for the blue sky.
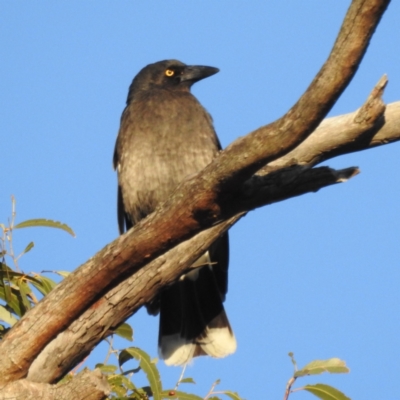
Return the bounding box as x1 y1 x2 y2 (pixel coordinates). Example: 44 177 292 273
1 1 400 399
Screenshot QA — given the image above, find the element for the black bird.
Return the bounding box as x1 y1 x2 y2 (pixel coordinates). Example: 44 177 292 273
113 60 236 365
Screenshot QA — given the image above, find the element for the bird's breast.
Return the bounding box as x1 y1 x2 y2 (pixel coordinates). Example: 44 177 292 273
117 90 219 222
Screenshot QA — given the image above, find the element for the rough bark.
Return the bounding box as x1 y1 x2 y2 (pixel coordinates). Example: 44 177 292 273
0 370 109 400
27 166 359 383
0 0 394 397
262 75 389 174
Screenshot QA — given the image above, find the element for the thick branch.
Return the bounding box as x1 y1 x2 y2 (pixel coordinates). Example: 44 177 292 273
28 165 358 383
262 75 389 172
0 370 109 400
0 0 389 383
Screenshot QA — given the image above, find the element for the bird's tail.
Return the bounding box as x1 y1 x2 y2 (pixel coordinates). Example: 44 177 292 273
158 261 236 366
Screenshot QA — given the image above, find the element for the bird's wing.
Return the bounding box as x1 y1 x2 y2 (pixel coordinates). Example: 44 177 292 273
113 133 126 234
116 184 126 234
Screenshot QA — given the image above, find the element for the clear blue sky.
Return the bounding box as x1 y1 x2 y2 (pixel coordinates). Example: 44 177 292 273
1 1 400 399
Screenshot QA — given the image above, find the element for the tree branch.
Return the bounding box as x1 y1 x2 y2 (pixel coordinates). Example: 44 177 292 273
262 74 388 173
0 370 109 400
28 165 359 383
0 0 391 385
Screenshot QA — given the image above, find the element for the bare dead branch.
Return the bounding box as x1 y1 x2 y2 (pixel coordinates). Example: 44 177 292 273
263 75 388 172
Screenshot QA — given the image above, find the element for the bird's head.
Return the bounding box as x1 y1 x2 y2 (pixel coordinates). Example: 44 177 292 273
127 60 219 101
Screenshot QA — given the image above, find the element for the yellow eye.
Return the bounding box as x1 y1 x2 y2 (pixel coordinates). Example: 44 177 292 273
165 69 175 77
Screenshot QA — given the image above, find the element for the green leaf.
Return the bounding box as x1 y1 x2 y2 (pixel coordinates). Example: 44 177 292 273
0 270 54 304
179 377 195 384
0 305 18 326
95 363 118 374
21 241 34 255
3 283 12 304
14 218 76 237
120 375 136 390
113 323 134 341
108 374 137 398
110 383 127 397
0 269 41 284
119 347 162 400
0 265 12 304
303 384 351 400
160 390 203 400
30 275 57 296
0 285 23 317
295 358 350 377
108 374 124 386
220 391 243 400
0 269 40 287
16 279 33 311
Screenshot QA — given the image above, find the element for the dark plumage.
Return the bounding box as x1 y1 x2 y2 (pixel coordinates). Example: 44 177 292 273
113 60 236 365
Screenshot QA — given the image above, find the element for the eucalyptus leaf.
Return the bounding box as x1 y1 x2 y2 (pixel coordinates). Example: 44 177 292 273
160 390 203 400
30 275 57 296
303 383 351 400
221 391 244 400
295 358 349 377
21 241 34 255
113 322 133 341
95 363 118 374
119 347 161 400
180 377 195 384
14 219 75 237
0 305 18 326
0 286 23 317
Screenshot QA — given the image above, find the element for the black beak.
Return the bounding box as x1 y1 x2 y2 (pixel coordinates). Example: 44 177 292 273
180 65 219 84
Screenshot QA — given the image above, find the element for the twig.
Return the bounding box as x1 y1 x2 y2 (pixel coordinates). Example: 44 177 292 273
174 364 188 391
283 376 297 400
